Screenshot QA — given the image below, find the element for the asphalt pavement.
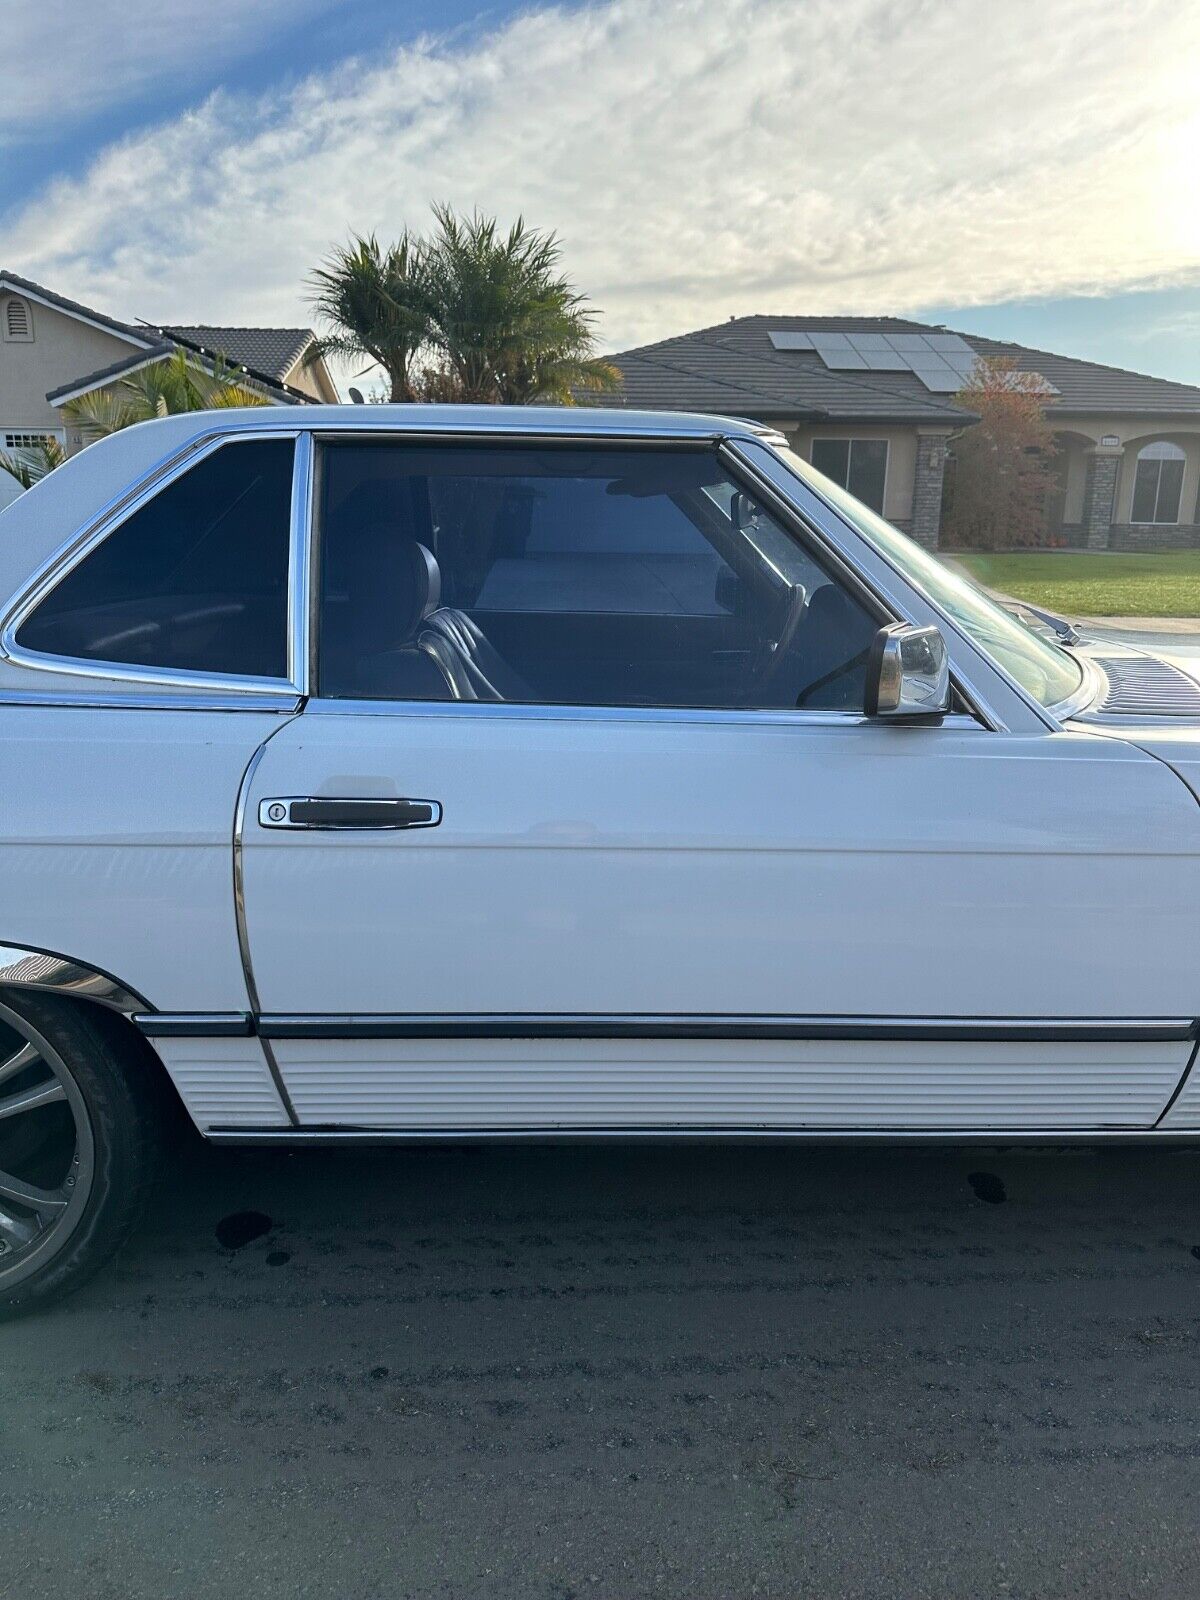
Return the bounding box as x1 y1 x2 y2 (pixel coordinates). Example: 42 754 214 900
5 1134 1200 1598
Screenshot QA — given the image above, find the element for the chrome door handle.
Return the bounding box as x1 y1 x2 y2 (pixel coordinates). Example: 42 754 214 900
258 797 442 830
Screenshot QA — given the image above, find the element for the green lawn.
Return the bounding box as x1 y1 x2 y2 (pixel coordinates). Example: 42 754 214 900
954 551 1200 618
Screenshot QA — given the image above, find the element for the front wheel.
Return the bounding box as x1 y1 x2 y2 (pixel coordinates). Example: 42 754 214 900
0 993 159 1318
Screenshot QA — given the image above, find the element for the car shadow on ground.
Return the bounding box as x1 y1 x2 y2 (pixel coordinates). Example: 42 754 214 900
5 1135 1200 1598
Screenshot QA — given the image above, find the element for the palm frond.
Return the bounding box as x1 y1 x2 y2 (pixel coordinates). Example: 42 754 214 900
0 437 65 489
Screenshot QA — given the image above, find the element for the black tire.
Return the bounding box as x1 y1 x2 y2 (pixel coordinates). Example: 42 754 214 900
0 991 160 1319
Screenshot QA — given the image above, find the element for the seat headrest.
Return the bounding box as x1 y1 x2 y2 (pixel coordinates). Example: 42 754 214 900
344 528 441 646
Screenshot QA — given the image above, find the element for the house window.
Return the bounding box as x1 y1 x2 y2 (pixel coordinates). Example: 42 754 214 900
4 430 64 451
810 438 888 514
1131 441 1186 525
3 298 33 342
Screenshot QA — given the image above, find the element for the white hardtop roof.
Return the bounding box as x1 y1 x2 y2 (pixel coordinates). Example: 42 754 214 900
174 401 778 437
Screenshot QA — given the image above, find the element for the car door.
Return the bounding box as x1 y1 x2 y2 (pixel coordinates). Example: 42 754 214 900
240 431 1200 1133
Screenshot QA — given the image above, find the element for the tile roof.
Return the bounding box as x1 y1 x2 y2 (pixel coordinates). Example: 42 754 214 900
163 325 316 383
0 268 153 347
45 342 303 408
46 344 175 405
601 314 1200 424
949 330 1200 416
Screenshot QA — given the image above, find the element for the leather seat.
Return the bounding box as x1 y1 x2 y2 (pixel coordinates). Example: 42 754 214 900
340 533 532 703
418 606 534 702
332 531 451 700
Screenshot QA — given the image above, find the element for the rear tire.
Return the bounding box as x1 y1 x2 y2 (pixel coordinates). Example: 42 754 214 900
0 992 159 1319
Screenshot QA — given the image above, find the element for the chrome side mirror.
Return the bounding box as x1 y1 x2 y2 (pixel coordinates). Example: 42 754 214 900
865 622 951 720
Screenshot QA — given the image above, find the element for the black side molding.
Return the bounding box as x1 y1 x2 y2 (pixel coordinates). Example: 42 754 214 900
133 1013 1200 1044
254 1015 1199 1044
134 1013 254 1038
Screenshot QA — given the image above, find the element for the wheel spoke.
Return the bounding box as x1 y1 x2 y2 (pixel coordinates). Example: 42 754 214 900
0 1079 67 1121
0 1204 39 1249
0 1042 39 1089
0 1168 68 1214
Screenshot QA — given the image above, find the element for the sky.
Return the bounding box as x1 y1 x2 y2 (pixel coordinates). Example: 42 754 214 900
2 0 1199 387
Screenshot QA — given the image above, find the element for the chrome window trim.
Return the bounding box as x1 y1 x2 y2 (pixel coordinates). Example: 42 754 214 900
287 430 314 695
1046 653 1106 722
0 687 302 713
0 428 303 696
724 438 1055 735
309 424 734 447
301 695 984 731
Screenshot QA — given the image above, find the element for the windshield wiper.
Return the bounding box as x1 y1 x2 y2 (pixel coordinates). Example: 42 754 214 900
1004 600 1081 649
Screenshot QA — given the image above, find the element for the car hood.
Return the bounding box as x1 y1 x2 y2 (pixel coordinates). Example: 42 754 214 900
1069 639 1200 720
1066 641 1200 802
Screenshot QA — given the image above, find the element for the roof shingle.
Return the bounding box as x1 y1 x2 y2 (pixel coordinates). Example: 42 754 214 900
163 326 315 383
601 314 1200 424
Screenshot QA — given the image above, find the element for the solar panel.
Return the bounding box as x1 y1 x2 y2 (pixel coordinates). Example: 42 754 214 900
845 333 892 352
817 351 870 369
862 348 910 370
768 327 984 391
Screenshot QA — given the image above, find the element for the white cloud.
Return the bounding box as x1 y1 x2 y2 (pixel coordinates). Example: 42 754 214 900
4 0 1199 351
0 0 349 139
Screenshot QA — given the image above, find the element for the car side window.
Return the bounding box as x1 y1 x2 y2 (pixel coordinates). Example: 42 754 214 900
16 437 294 680
316 441 879 711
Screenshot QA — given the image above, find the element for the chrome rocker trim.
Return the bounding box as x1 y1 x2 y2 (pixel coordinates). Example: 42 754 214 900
204 1126 1200 1147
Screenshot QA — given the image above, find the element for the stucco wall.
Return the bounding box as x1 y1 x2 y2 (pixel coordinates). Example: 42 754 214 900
0 294 146 437
782 423 918 523
1050 415 1200 534
282 352 340 404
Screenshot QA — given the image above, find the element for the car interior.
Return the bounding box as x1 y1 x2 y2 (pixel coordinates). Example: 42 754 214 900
318 443 881 710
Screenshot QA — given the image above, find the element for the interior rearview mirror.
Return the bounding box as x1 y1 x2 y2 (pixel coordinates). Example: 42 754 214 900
865 622 951 720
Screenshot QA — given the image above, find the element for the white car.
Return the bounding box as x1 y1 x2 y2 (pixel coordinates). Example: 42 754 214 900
1 404 1198 1313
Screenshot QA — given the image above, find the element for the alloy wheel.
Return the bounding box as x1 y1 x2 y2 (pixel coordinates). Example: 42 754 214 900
0 1003 95 1291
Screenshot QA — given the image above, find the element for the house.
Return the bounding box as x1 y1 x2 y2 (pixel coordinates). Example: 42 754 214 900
604 315 1200 551
0 270 340 454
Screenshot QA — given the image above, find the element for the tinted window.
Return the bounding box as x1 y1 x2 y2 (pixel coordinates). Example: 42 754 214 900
17 438 294 678
317 442 879 711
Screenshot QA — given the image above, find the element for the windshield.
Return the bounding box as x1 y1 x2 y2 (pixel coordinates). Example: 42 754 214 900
778 449 1083 709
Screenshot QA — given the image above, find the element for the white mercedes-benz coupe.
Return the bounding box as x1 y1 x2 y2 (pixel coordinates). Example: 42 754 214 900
1 403 1199 1312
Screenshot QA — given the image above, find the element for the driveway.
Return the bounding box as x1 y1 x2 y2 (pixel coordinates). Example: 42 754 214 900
1080 618 1200 662
5 1135 1200 1598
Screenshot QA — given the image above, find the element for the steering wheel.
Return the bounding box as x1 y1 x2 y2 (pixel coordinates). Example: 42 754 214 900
746 582 808 697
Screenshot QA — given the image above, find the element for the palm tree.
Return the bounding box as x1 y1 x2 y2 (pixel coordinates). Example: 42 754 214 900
307 232 430 403
0 436 65 489
61 348 268 442
308 209 619 406
423 206 618 404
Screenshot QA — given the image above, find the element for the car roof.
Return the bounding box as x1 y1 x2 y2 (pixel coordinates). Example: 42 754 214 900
190 402 782 440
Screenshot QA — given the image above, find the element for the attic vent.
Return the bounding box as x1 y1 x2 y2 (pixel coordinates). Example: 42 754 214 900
3 298 32 342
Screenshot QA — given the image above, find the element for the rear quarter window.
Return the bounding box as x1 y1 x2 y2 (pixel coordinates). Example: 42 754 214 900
15 437 294 680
